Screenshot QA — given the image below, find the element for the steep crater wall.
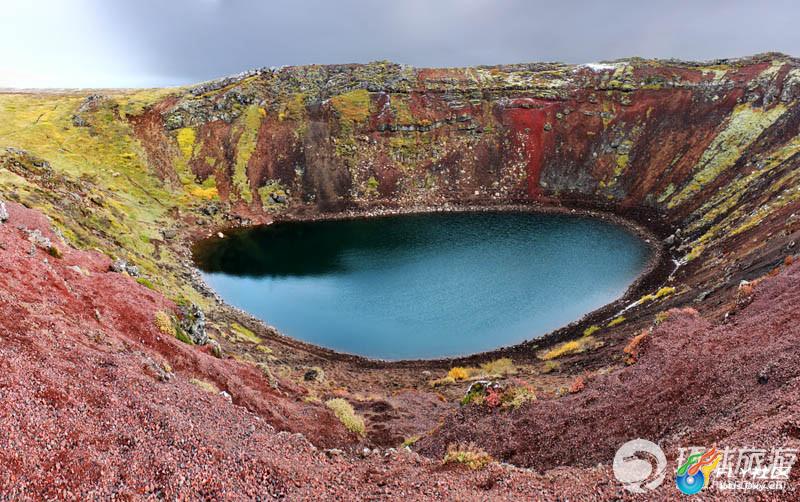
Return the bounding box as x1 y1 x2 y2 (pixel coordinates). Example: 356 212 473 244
134 54 800 314
2 55 800 489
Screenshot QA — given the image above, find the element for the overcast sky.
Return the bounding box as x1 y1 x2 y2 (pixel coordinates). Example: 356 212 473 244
1 0 799 88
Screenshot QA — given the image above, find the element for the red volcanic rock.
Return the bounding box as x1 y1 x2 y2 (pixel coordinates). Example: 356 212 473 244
498 98 558 199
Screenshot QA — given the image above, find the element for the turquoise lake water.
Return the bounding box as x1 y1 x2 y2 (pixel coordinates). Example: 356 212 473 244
194 212 651 360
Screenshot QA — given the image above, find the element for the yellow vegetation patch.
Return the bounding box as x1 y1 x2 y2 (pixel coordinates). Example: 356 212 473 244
727 168 800 238
429 375 456 387
258 180 288 208
189 186 218 199
176 127 196 160
637 286 676 305
0 92 209 305
278 93 306 121
434 359 518 384
232 105 264 203
156 311 194 345
154 311 175 336
136 277 155 290
230 322 260 343
687 133 800 247
447 367 469 381
540 335 600 360
116 87 183 117
685 244 705 262
443 443 493 470
401 435 421 448
479 358 517 377
326 398 366 436
541 360 560 373
390 95 414 123
607 316 626 327
583 325 601 337
668 103 787 208
540 340 581 360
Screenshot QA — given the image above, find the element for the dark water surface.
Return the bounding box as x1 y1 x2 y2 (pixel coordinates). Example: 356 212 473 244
194 212 651 360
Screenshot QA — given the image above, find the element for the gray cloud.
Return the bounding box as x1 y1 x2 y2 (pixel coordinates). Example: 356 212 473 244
2 0 800 87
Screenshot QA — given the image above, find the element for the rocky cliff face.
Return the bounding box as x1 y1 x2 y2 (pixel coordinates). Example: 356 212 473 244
132 53 800 301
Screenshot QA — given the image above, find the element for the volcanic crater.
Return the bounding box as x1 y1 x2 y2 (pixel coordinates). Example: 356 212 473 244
1 53 799 498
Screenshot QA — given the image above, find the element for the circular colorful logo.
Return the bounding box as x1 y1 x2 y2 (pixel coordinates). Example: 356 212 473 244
675 470 706 495
675 447 721 495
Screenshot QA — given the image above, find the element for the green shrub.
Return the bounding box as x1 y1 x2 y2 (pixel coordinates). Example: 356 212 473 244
583 325 601 337
501 384 537 409
157 314 195 345
461 382 490 406
174 328 194 345
230 322 260 343
607 316 626 327
136 277 155 290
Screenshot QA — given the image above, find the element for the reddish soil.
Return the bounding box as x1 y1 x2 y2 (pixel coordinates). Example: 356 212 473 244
2 201 798 499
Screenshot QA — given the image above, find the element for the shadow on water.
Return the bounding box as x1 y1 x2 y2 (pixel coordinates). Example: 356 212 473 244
194 213 528 278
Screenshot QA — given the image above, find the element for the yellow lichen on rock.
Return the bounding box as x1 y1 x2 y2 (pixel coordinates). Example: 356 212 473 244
330 89 371 123
669 103 787 208
176 127 196 160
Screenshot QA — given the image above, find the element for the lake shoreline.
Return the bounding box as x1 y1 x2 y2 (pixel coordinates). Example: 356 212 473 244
189 201 671 366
